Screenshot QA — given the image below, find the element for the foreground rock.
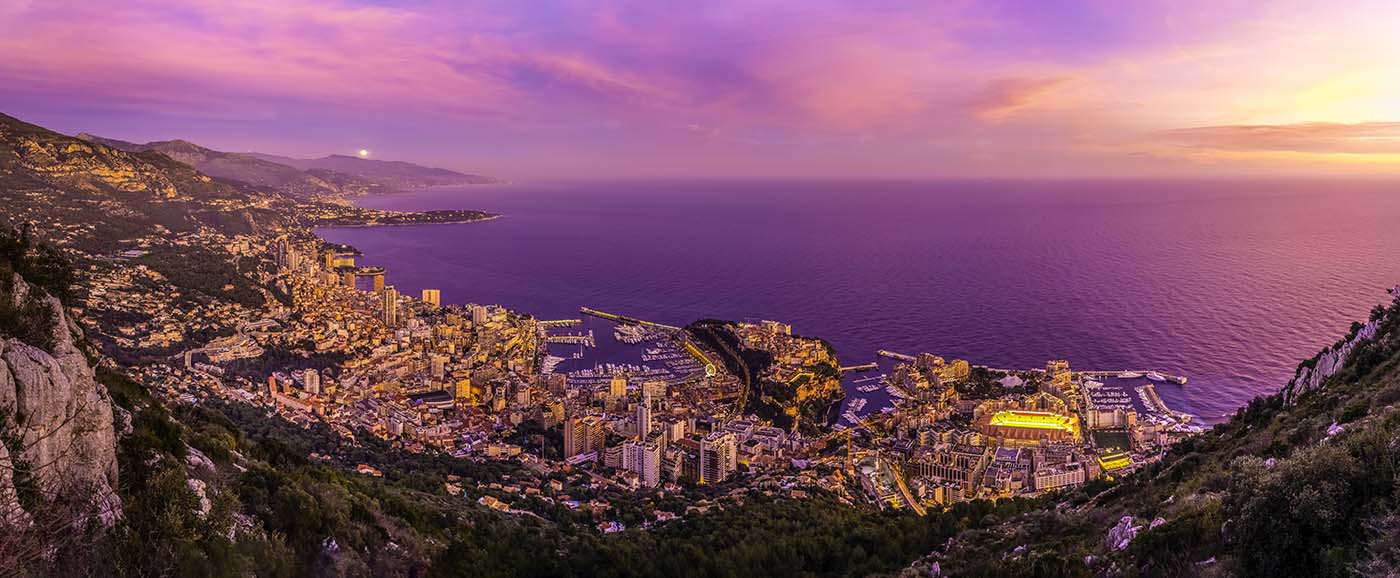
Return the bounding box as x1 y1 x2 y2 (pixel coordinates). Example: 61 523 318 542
0 272 120 531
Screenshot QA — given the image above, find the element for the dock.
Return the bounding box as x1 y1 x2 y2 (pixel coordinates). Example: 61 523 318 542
1079 370 1188 385
579 307 682 331
545 330 596 347
877 350 916 362
971 365 1187 386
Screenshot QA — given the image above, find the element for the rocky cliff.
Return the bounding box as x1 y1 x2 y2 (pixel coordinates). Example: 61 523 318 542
1284 284 1400 403
0 271 120 532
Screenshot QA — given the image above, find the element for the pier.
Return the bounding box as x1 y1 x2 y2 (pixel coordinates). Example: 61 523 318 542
545 330 596 347
580 307 682 331
877 350 915 362
967 365 1189 386
1079 370 1188 385
839 362 879 373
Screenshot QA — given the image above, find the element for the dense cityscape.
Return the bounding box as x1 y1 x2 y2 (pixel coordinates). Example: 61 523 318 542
93 222 1211 530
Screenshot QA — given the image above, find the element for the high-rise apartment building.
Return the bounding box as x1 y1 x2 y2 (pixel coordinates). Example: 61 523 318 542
564 415 606 459
421 288 441 307
383 285 399 327
700 431 737 484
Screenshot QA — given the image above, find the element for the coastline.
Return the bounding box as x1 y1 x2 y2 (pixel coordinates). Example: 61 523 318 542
315 213 502 229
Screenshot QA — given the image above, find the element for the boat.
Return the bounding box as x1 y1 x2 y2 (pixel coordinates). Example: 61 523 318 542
848 398 868 412
1083 379 1104 388
1174 376 1187 385
1117 371 1143 379
1146 372 1166 382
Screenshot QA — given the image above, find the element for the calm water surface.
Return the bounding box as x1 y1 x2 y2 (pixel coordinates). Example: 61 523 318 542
318 180 1400 422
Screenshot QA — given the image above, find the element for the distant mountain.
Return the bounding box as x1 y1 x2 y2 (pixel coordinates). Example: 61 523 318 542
248 152 497 189
74 133 390 198
75 133 355 196
2 113 289 250
74 134 495 198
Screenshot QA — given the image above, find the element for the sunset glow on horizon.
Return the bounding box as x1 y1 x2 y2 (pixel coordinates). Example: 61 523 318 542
4 0 1400 179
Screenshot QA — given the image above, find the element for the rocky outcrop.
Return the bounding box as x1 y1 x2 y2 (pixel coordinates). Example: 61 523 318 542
1284 285 1400 404
1106 516 1142 551
0 272 120 529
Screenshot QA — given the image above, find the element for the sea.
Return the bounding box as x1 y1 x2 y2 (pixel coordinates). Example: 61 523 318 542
317 179 1400 424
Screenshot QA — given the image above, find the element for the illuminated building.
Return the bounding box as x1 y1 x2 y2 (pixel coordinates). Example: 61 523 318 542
1097 451 1132 472
1033 462 1086 492
635 392 652 438
699 431 737 484
609 373 628 399
978 409 1081 444
421 288 441 307
564 415 606 459
303 369 320 395
622 437 662 487
382 285 399 327
454 379 474 404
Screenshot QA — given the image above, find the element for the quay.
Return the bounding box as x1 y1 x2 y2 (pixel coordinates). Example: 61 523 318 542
580 307 682 331
539 319 582 327
1079 370 1188 385
970 364 1188 385
877 350 915 362
545 330 596 347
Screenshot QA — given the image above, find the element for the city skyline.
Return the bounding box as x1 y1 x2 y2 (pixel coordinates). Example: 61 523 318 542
4 0 1400 180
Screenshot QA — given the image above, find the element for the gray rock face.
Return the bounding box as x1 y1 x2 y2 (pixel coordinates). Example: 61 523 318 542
1285 319 1379 404
0 273 120 528
1284 285 1399 404
1105 516 1142 551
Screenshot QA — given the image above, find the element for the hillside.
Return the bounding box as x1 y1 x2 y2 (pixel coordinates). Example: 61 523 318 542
75 133 378 198
249 152 497 189
76 134 494 198
1 113 288 252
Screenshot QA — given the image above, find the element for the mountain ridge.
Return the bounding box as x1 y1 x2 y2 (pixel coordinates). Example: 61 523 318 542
74 132 495 198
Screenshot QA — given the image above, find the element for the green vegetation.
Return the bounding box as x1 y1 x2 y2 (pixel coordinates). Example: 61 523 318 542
686 319 843 435
136 244 267 308
0 225 75 351
219 344 350 382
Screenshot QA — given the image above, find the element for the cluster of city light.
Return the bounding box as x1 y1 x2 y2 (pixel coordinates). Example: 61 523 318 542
988 410 1076 433
1097 452 1132 471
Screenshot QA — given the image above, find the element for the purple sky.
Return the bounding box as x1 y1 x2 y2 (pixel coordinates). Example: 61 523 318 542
3 0 1399 179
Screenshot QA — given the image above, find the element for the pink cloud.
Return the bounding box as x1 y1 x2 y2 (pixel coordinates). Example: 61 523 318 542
1156 122 1400 154
968 77 1071 123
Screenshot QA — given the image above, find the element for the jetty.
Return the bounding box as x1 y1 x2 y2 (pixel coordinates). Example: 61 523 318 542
580 307 682 331
545 330 596 347
877 350 916 362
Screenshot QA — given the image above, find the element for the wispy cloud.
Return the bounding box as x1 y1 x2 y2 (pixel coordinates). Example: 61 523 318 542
969 77 1071 122
1156 122 1400 154
4 0 1400 177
